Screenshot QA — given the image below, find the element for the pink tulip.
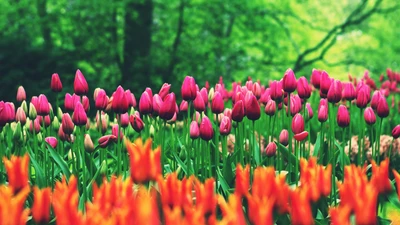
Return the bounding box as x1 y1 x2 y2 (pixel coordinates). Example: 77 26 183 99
139 91 153 115
72 102 87 126
270 81 283 103
179 100 188 112
130 112 144 133
51 73 63 92
112 86 129 114
318 99 328 123
200 116 214 141
16 86 26 102
377 96 389 118
30 118 41 133
190 121 200 139
264 100 276 116
125 90 136 108
82 96 90 113
159 93 176 120
193 91 205 112
74 69 89 95
297 76 311 99
219 116 232 136
327 80 342 103
392 125 400 139
98 135 118 148
211 91 224 114
292 113 305 135
16 107 27 125
95 89 108 110
364 107 376 125
282 68 297 93
279 129 289 146
342 82 356 101
158 83 171 100
118 113 130 128
45 137 58 148
37 94 50 116
181 76 197 101
245 92 260 121
337 105 350 128
62 113 74 135
232 100 245 122
264 142 277 157
310 69 321 89
152 94 163 116
112 124 124 140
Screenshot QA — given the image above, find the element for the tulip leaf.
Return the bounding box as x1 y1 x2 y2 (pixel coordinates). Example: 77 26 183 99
313 134 321 157
275 141 298 166
222 155 234 186
217 167 230 197
28 151 46 188
377 216 392 225
172 150 188 175
386 183 400 209
46 143 71 178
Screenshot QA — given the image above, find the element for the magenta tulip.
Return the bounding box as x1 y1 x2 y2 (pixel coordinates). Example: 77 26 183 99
16 86 26 102
159 93 176 120
51 73 63 92
219 116 232 136
139 91 153 115
74 69 89 95
337 105 350 128
45 137 58 148
190 121 200 139
200 116 214 141
364 107 376 125
181 76 197 101
72 102 87 126
297 76 311 99
282 68 297 93
211 91 224 114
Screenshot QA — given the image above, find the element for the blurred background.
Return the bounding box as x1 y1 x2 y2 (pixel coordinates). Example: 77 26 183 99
0 0 399 101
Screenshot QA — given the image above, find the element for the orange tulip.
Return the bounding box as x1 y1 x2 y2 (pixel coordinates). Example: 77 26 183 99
0 186 30 225
289 187 314 225
32 187 52 224
218 194 246 225
234 164 249 197
329 206 351 225
393 169 400 200
370 159 392 194
3 154 29 194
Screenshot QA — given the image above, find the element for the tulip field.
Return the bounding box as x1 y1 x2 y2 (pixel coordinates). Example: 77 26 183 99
2 68 400 225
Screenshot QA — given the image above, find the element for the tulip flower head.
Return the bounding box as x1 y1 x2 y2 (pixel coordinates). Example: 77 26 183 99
279 129 289 146
72 102 87 126
392 125 400 139
112 86 129 114
74 69 89 95
342 82 356 101
211 91 224 114
190 121 200 139
376 96 389 118
356 83 370 108
319 71 331 97
158 83 171 100
245 93 260 121
16 86 26 102
179 100 188 112
318 99 328 123
37 94 50 116
297 76 311 99
159 93 176 121
84 134 95 153
337 105 350 128
264 100 276 116
130 112 145 133
327 80 342 103
98 135 118 148
364 107 376 125
45 137 58 148
264 142 277 157
270 80 283 103
51 73 63 92
310 69 321 89
181 76 197 101
282 68 297 93
193 91 206 112
200 116 214 141
292 113 308 141
32 187 51 225
139 91 153 115
306 103 313 120
95 89 108 110
219 116 232 136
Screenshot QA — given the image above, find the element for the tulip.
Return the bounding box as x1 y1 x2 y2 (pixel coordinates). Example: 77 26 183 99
342 82 356 101
112 124 124 140
297 76 311 99
30 118 41 133
259 88 271 105
112 86 129 114
252 82 262 99
74 69 89 95
327 80 342 103
179 100 188 112
16 86 26 102
200 87 209 106
219 116 232 136
320 71 331 97
200 116 214 141
72 102 87 126
190 121 200 139
364 107 376 125
292 113 305 135
118 112 130 128
232 100 245 122
264 142 277 157
211 91 224 114
95 89 108 110
15 107 26 125
159 93 176 120
377 97 389 118
51 73 63 92
21 100 28 114
57 125 70 142
3 154 29 194
84 134 95 153
306 103 313 120
223 108 232 120
392 125 400 139
158 83 171 100
370 91 383 110
61 113 74 135
98 135 118 148
181 76 197 101
282 68 297 93
245 93 260 120
45 137 58 148
337 105 350 128
193 91 205 112
356 83 370 108
288 94 302 116
39 115 51 127
279 129 289 146
82 96 90 113
318 99 328 123
310 69 321 89
52 116 60 131
264 100 276 116
294 131 308 142
37 94 50 116
139 91 153 115
125 90 136 108
32 187 51 225
28 102 37 120
130 112 144 133
270 81 283 103
31 96 39 109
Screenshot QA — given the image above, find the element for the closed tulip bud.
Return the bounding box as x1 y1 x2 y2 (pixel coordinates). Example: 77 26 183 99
320 71 331 97
211 91 224 114
159 93 176 120
72 102 87 126
318 99 328 122
45 137 58 148
364 107 376 125
377 97 389 118
288 94 302 116
16 86 26 102
51 73 63 92
93 88 101 101
342 83 356 101
98 135 118 148
37 132 43 143
30 118 41 133
74 69 89 95
0 102 8 127
31 96 39 109
95 89 108 110
82 96 90 113
252 82 262 99
219 116 232 136
370 91 383 110
62 113 74 134
139 91 153 115
29 102 37 120
84 134 95 153
279 129 289 146
152 94 163 116
327 80 342 103
130 113 144 133
158 83 171 100
282 68 297 93
297 76 311 99
193 91 205 112
245 93 260 121
200 87 209 106
181 76 197 101
259 88 271 105
179 100 188 112
37 94 50 116
16 107 27 126
270 80 283 103
39 115 51 127
52 116 60 131
306 103 313 120
112 124 123 140
58 125 70 142
208 87 215 102
190 121 200 139
356 84 370 108
112 86 129 114
311 69 321 89
21 101 28 114
200 116 214 141
234 91 245 105
337 105 350 128
292 113 305 134
392 125 400 139
118 112 130 128
56 107 63 120
264 100 276 116
264 142 277 157
223 108 232 120
232 100 245 122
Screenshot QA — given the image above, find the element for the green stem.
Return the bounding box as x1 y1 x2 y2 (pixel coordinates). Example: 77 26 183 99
288 93 292 182
117 115 122 176
377 118 383 164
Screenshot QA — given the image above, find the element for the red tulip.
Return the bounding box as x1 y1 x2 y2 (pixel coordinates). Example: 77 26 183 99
392 125 400 139
297 76 311 99
98 135 118 148
264 100 276 116
51 73 63 92
139 91 153 115
264 142 277 157
130 112 144 133
72 102 87 126
95 89 108 110
112 124 124 140
37 94 50 116
159 93 176 120
16 86 26 102
200 116 214 141
181 76 197 101
377 96 389 118
232 100 245 122
279 129 289 146
193 91 205 112
158 83 171 100
270 81 283 103
61 113 74 134
311 69 321 89
292 113 305 134
320 71 331 97
45 137 58 148
112 86 129 114
327 80 342 103
152 94 163 115
118 112 130 128
211 91 224 114
306 103 313 120
364 107 376 125
179 100 188 112
245 93 260 120
342 82 356 101
282 68 297 93
16 107 27 126
190 121 200 139
74 69 89 95
125 89 136 108
337 105 350 128
219 116 232 136
318 99 328 123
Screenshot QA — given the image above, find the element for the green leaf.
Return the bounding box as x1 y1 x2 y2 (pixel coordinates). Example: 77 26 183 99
46 143 71 178
313 134 321 157
172 150 187 174
217 167 230 197
275 141 298 166
28 151 46 188
222 155 234 186
377 216 392 225
386 183 400 209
